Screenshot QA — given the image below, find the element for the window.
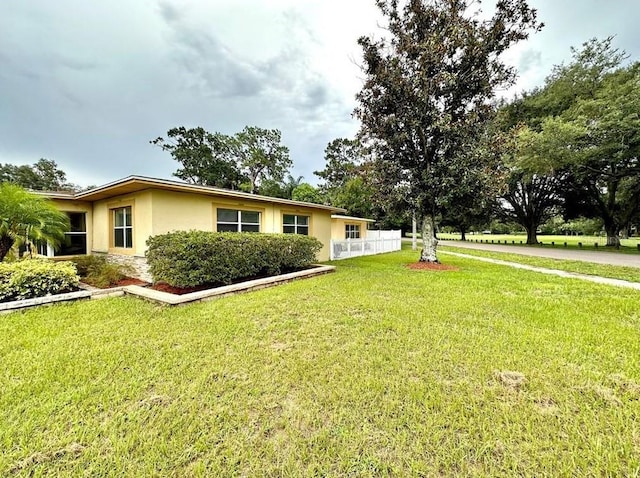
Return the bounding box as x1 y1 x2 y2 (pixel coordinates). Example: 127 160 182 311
345 224 360 239
283 214 309 235
217 208 260 232
113 206 133 248
57 212 87 255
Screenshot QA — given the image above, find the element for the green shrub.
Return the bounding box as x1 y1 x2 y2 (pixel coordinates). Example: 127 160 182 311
0 259 79 302
71 255 132 288
146 231 322 288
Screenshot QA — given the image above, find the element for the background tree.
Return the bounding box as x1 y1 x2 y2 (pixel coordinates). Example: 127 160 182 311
235 126 292 194
0 183 69 261
521 39 640 246
355 0 541 262
314 138 362 190
0 159 73 191
259 175 305 199
151 127 244 189
291 183 325 204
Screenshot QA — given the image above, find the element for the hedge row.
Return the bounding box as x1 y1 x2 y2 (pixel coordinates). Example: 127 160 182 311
0 259 79 302
146 231 323 288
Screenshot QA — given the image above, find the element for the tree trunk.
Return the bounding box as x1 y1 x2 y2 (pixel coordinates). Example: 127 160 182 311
419 214 438 263
605 226 620 247
460 227 466 241
412 213 417 251
0 235 15 262
524 224 538 245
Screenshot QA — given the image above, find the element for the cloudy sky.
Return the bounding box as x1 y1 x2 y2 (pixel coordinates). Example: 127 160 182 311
2 0 640 188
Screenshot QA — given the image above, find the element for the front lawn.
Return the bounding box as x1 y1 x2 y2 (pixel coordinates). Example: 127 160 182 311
2 250 640 476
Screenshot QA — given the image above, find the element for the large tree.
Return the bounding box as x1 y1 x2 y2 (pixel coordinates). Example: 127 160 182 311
151 127 244 189
235 126 292 194
0 183 69 261
355 0 541 262
314 138 363 190
522 39 640 246
0 159 73 191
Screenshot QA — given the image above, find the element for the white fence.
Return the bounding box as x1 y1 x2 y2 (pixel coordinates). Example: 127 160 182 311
330 230 402 260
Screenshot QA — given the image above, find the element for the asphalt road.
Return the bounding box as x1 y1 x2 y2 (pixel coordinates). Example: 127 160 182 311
438 240 640 269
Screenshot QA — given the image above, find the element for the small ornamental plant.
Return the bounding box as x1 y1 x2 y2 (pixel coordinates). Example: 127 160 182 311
0 259 79 302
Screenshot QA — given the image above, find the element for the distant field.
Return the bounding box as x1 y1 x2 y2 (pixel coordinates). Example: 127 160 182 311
437 233 640 253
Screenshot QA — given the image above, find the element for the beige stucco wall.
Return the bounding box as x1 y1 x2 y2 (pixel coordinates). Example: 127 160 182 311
149 189 333 261
91 190 153 257
52 189 335 263
331 217 370 240
49 199 93 256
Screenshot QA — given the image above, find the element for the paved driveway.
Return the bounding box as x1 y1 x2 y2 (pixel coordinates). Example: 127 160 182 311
439 240 640 269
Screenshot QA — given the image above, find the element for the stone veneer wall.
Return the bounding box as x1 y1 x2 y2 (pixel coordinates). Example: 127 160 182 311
93 252 153 283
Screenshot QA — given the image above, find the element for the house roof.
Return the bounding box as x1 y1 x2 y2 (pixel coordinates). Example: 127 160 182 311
43 175 347 213
331 214 376 223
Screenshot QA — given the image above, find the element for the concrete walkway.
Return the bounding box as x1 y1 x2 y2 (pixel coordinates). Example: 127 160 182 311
439 250 640 291
439 240 640 268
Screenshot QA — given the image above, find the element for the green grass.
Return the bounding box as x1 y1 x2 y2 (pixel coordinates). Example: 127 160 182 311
439 232 640 254
2 250 640 476
440 244 640 283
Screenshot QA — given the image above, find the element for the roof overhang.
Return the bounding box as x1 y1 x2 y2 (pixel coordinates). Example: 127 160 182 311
331 214 376 222
58 176 348 213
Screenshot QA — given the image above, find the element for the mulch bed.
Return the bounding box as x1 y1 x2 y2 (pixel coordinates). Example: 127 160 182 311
113 277 149 287
149 282 217 295
82 277 150 289
148 266 317 296
406 262 460 271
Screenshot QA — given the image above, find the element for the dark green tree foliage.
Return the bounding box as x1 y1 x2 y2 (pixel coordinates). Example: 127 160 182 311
523 39 640 246
0 159 73 191
355 0 541 261
152 126 292 195
259 175 305 200
314 138 362 189
236 126 292 194
439 133 501 240
492 98 564 245
151 127 244 189
315 138 378 217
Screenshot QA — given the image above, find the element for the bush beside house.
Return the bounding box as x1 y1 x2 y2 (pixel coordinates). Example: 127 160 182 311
0 259 79 302
146 231 322 288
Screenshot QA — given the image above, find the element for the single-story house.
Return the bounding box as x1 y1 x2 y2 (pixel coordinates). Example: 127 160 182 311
37 176 375 281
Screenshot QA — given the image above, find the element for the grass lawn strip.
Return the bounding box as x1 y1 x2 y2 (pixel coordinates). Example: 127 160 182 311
441 244 640 283
2 249 640 476
439 250 640 290
438 233 640 254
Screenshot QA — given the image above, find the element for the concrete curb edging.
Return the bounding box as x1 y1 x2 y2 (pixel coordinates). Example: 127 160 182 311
0 290 93 313
440 250 640 290
123 264 336 305
1 265 336 313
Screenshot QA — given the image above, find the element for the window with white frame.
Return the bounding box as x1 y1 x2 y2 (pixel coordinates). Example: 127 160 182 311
345 224 360 239
113 206 133 248
217 208 261 232
283 214 309 235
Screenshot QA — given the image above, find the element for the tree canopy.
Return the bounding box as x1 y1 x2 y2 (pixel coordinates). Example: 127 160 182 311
506 38 640 246
0 159 74 191
152 126 292 195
